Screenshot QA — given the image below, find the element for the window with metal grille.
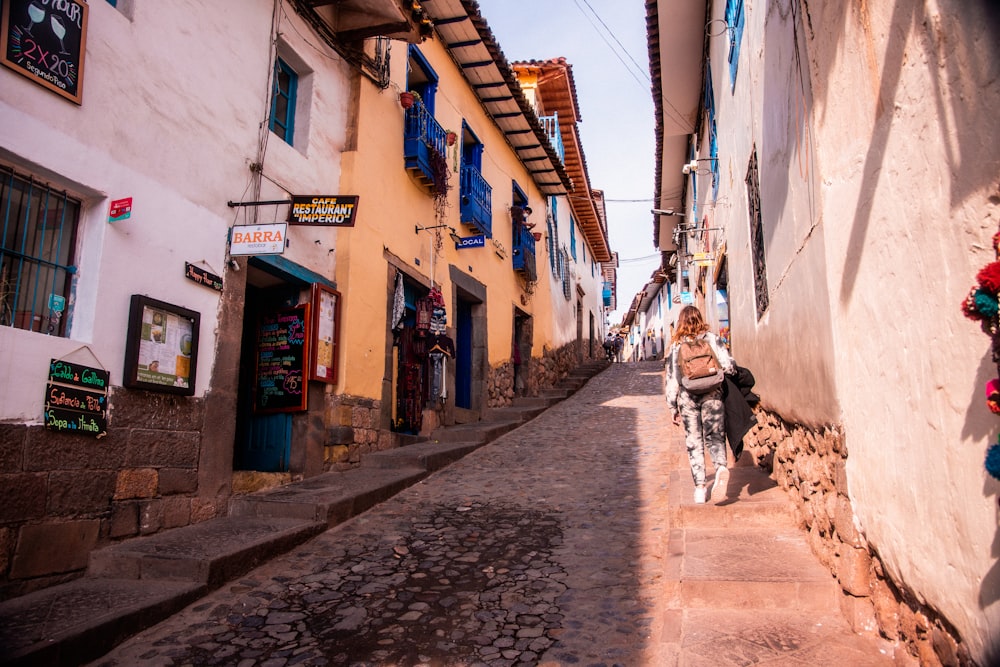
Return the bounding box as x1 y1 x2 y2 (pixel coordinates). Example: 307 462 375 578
561 249 572 300
547 197 559 271
0 165 79 336
269 58 298 145
746 149 768 319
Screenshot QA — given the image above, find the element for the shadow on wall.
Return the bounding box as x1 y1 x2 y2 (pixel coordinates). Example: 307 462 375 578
831 2 1000 303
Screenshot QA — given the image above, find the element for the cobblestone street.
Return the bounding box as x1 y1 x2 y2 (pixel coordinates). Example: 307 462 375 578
88 361 903 666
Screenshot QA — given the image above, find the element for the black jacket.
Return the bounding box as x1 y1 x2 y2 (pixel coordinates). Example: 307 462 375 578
723 365 759 461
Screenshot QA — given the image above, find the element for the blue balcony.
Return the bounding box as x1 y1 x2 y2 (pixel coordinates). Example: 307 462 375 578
403 100 449 194
512 215 537 282
538 112 565 163
460 164 492 236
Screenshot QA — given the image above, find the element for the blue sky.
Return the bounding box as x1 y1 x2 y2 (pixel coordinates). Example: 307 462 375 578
475 0 658 325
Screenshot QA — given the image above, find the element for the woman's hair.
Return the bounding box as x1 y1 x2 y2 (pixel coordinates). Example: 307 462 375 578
672 305 709 343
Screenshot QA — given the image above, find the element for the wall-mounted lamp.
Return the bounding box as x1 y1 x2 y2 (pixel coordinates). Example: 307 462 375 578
415 223 463 244
651 208 685 217
681 158 718 175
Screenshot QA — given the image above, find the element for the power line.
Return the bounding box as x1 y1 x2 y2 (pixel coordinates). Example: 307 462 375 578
575 0 650 83
571 0 649 92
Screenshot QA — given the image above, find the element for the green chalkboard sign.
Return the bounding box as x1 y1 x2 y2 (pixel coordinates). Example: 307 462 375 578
1 0 89 104
254 304 310 413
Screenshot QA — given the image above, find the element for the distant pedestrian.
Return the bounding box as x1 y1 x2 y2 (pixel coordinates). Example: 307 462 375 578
664 306 735 504
603 332 616 362
613 334 624 363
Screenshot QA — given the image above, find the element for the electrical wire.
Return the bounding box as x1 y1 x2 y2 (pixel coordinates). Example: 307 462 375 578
571 0 649 92
574 0 649 83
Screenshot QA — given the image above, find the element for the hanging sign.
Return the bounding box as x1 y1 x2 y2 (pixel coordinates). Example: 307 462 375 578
288 195 359 227
693 251 715 267
1 0 88 105
230 223 286 256
455 234 485 250
44 359 108 438
109 197 132 222
185 262 223 292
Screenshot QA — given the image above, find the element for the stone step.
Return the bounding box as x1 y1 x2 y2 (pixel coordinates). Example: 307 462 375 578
511 396 558 409
667 466 797 528
87 516 323 586
428 419 522 444
229 466 427 527
669 527 841 612
0 577 205 667
482 403 547 423
360 440 483 471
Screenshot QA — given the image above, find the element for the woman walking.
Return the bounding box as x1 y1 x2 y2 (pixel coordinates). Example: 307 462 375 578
665 306 735 504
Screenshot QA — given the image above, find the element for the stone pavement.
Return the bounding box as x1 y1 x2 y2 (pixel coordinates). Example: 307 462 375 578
0 361 917 666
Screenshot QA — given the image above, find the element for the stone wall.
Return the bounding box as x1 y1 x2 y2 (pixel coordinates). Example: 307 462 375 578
745 409 970 667
323 393 391 471
487 341 581 408
0 388 210 600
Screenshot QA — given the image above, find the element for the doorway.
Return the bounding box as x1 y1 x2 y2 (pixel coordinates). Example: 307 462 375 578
234 280 300 472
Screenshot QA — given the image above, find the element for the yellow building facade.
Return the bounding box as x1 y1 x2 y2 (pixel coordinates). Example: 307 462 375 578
326 6 607 463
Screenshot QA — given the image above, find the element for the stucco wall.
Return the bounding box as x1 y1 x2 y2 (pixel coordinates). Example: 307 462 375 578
808 2 1000 660
0 0 351 420
710 0 1000 661
337 34 578 403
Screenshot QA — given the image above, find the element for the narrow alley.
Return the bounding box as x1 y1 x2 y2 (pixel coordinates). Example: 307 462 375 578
78 361 908 667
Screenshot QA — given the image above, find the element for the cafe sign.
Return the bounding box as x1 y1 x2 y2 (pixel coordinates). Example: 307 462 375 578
1 0 88 105
289 195 358 227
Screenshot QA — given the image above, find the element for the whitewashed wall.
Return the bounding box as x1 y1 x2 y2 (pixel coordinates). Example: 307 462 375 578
707 0 1000 659
0 0 351 421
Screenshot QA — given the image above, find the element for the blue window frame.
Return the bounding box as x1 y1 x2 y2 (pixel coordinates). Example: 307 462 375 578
269 58 297 145
407 46 438 115
569 216 577 261
0 165 78 336
106 0 118 6
705 63 720 200
511 181 536 281
459 122 492 236
547 197 558 270
725 0 745 88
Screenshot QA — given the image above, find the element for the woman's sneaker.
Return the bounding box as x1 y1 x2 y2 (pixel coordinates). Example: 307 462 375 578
694 485 707 504
711 467 729 503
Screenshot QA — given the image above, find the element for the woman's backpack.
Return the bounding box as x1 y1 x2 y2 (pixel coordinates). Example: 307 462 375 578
677 337 724 393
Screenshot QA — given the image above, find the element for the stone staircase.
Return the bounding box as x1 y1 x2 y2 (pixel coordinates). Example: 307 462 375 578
0 359 609 667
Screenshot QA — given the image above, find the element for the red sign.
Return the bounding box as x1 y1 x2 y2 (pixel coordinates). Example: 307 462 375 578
109 197 132 222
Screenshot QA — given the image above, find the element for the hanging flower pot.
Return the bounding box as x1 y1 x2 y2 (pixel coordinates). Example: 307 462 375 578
399 91 415 109
445 130 457 146
532 232 543 242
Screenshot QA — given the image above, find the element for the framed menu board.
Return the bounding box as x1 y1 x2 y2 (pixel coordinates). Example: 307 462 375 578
1 0 88 104
310 283 340 384
254 304 310 413
123 295 200 396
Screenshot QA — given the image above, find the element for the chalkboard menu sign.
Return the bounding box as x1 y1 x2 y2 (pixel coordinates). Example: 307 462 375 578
254 304 310 413
44 358 108 438
1 0 89 104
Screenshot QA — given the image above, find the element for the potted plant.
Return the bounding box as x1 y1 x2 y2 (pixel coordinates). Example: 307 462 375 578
399 90 421 109
445 130 457 146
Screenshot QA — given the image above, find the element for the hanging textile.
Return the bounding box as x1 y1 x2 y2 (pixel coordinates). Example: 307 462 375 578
391 272 405 332
395 327 427 434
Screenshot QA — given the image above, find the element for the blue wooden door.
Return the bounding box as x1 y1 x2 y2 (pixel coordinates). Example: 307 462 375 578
455 300 473 409
234 284 295 472
240 413 291 472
